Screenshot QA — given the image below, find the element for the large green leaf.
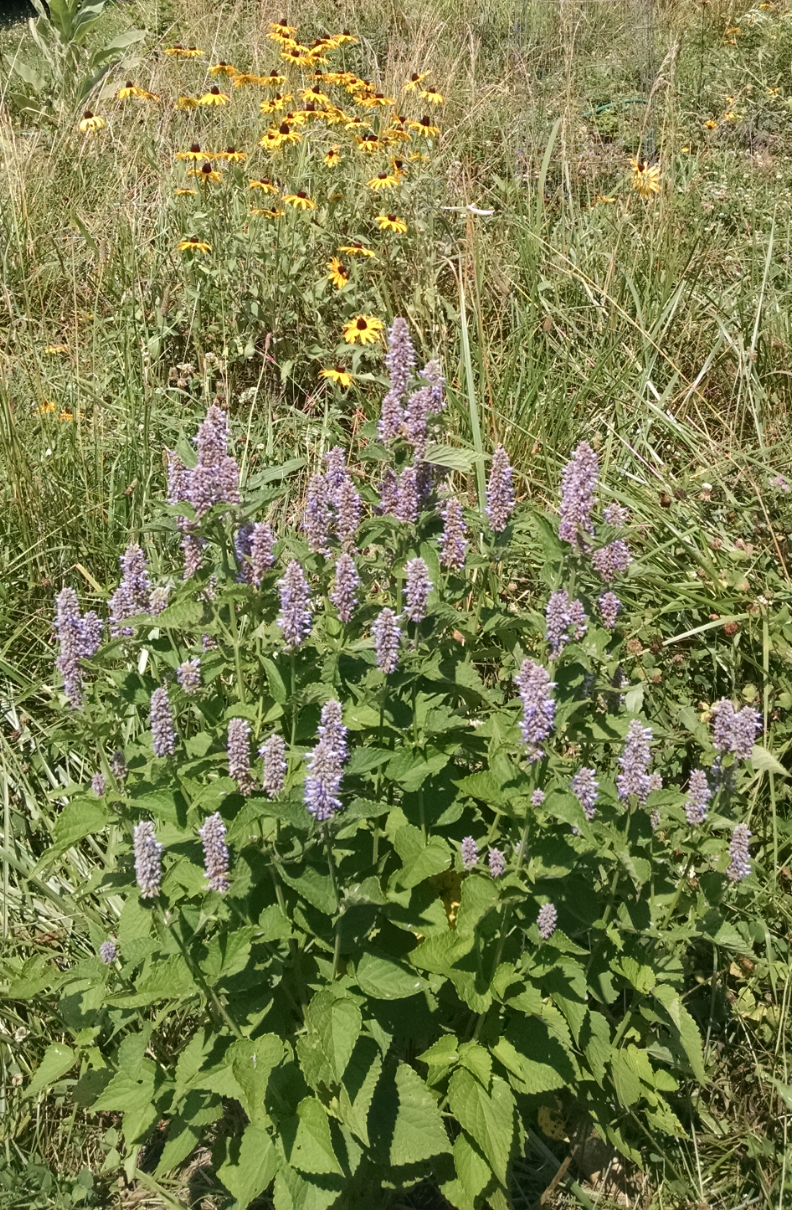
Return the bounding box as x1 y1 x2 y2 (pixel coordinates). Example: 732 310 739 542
447 1069 514 1185
26 1043 74 1098
654 985 707 1083
338 1037 382 1146
217 1124 279 1208
356 950 428 1000
390 1063 451 1165
289 1097 343 1175
230 1035 283 1127
107 955 197 1007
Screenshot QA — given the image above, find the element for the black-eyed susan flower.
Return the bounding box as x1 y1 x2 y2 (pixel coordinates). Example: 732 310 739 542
177 96 199 110
217 146 247 162
326 256 349 288
301 85 330 105
59 409 74 422
260 92 292 113
188 161 223 183
408 115 439 137
333 30 358 45
367 171 399 191
165 45 204 57
343 315 384 345
324 147 341 166
382 122 411 144
283 191 315 210
298 103 324 122
282 109 307 127
339 242 376 258
704 119 718 130
630 157 661 197
79 111 105 133
175 187 198 196
281 46 308 65
404 71 429 91
261 69 287 86
232 72 260 86
176 143 205 161
179 237 212 253
274 121 302 145
117 82 158 100
358 91 394 108
320 366 354 387
249 177 279 193
251 207 285 218
344 115 367 132
322 106 346 125
37 400 56 414
269 19 298 39
355 132 384 153
260 129 284 151
419 86 444 105
198 86 229 106
375 213 407 233
208 61 237 76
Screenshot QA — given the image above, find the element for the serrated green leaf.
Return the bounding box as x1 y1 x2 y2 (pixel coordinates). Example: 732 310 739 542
356 950 428 1000
310 988 361 1082
499 1015 575 1092
152 600 204 629
338 1037 382 1146
92 1068 157 1144
751 744 787 777
230 1035 283 1127
107 955 197 1007
154 1118 200 1178
50 798 108 855
26 1043 74 1098
610 1051 641 1107
417 1035 459 1067
390 1062 451 1166
279 864 337 915
289 1096 343 1175
451 1131 492 1205
447 1069 513 1184
654 985 707 1083
458 1041 492 1088
217 1124 279 1207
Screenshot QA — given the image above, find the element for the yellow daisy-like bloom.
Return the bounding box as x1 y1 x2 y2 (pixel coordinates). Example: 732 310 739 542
199 86 229 106
382 123 411 144
332 30 358 45
283 191 315 210
327 256 349 288
723 111 741 122
367 171 399 190
408 115 439 137
260 130 284 151
175 187 198 196
251 207 285 218
404 71 429 91
217 146 247 162
359 91 395 108
282 109 307 127
375 213 407 233
269 19 298 38
281 46 308 65
301 85 330 105
44 344 69 354
320 366 354 387
232 72 260 87
355 132 384 153
339 242 376 258
37 401 56 414
343 315 384 345
249 177 279 193
630 158 661 197
59 410 74 422
78 111 105 133
208 61 237 76
178 237 212 253
261 69 287 86
704 119 718 130
177 96 199 110
175 143 205 161
272 121 302 145
420 87 444 105
344 115 367 132
322 106 346 125
117 82 158 100
164 45 203 57
298 104 325 122
188 162 223 183
324 147 341 166
260 92 292 113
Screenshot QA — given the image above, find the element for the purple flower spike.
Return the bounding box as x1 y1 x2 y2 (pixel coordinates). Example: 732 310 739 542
604 502 630 526
571 767 599 820
515 659 556 761
99 941 117 964
109 543 151 635
592 539 632 583
54 587 102 709
440 497 468 570
685 769 711 825
531 789 545 806
302 473 331 555
537 903 557 939
545 590 588 656
149 686 176 757
377 467 399 515
199 812 230 893
396 466 419 524
177 658 201 695
248 522 275 586
323 447 347 501
91 773 105 798
335 477 361 548
461 836 478 870
110 751 127 780
181 534 204 580
598 591 621 630
330 553 360 623
133 820 163 899
149 586 169 615
616 719 653 804
558 441 599 546
372 607 402 674
260 733 287 798
488 848 505 878
712 699 760 760
228 717 254 795
304 700 348 822
403 557 433 623
726 822 751 882
485 445 515 532
174 405 240 518
277 561 313 649
378 318 416 442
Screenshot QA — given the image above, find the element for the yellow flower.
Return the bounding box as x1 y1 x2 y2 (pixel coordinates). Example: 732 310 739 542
301 85 330 105
250 208 284 218
282 109 307 127
419 87 444 105
78 111 105 133
356 91 395 109
375 213 407 233
723 111 741 122
343 315 384 345
327 256 349 288
630 157 661 197
199 86 229 106
164 45 203 57
178 237 212 253
216 147 247 162
681 145 690 154
332 31 358 45
37 400 56 414
59 410 74 422
283 191 315 210
382 123 411 144
408 115 439 137
272 121 302 146
176 143 206 161
324 147 341 166
176 96 199 110
367 171 399 191
339 242 376 258
269 19 298 38
174 187 197 196
320 366 354 387
704 119 718 130
44 344 68 354
232 72 260 87
260 92 292 113
260 130 284 151
355 132 384 153
208 61 237 76
344 115 367 132
261 69 287 86
188 162 223 183
249 177 279 193
725 25 740 34
117 82 158 100
404 71 429 91
281 46 310 65
322 106 346 125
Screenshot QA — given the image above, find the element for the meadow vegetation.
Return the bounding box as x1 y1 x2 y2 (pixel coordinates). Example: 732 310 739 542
1 0 792 1207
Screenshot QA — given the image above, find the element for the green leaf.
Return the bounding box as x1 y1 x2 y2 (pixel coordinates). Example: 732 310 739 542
26 1043 75 1098
279 864 337 915
751 744 788 777
654 986 707 1083
217 1124 279 1208
499 1015 575 1092
51 798 108 854
418 1036 459 1067
615 956 656 994
152 600 204 629
230 1035 283 1127
92 1068 157 1144
259 903 293 941
338 1037 382 1147
455 874 499 935
610 1051 641 1107
154 1118 201 1178
423 441 480 472
447 1068 514 1184
392 825 450 888
451 1131 492 1205
458 1041 492 1088
290 1097 343 1175
311 989 362 1083
263 658 288 702
356 951 428 1000
107 955 197 1007
390 1062 451 1165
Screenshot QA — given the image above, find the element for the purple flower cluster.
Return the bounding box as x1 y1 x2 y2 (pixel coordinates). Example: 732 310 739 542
302 473 331 554
149 686 177 757
531 789 546 806
177 658 201 695
488 848 505 879
592 539 632 583
99 940 117 964
330 554 360 623
234 524 254 578
598 591 622 630
403 360 445 457
395 465 419 523
335 477 361 548
249 522 275 585
149 586 169 615
537 903 557 940
304 700 348 822
228 717 254 795
54 587 102 709
685 769 711 825
515 659 556 760
323 447 347 498
726 823 751 882
461 836 478 870
260 733 287 798
712 699 760 760
440 497 468 570
378 318 416 442
91 773 106 798
485 445 515 533
603 502 630 526
133 820 163 899
372 608 402 674
168 406 240 520
558 441 599 546
199 812 230 893
110 751 127 781
403 558 433 622
571 767 599 820
109 543 151 636
545 590 587 655
377 467 399 515
616 719 653 804
181 533 204 581
277 561 313 649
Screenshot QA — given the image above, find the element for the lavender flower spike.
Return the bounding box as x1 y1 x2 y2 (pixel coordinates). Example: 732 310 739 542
149 686 176 757
335 476 362 548
558 441 599 546
304 699 348 822
515 659 556 760
177 658 201 695
228 717 255 795
249 522 275 586
571 767 599 820
440 497 468 570
199 812 230 893
378 317 416 442
323 447 347 501
377 467 399 515
372 607 402 674
592 539 632 583
403 557 433 623
277 561 313 649
54 587 102 709
537 903 557 939
726 822 752 882
485 445 515 533
260 733 287 798
616 719 653 804
133 820 163 899
461 836 478 870
598 591 621 630
395 465 419 524
488 848 505 878
302 473 331 555
91 773 106 798
685 769 711 825
712 699 761 760
329 554 360 623
99 941 117 964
